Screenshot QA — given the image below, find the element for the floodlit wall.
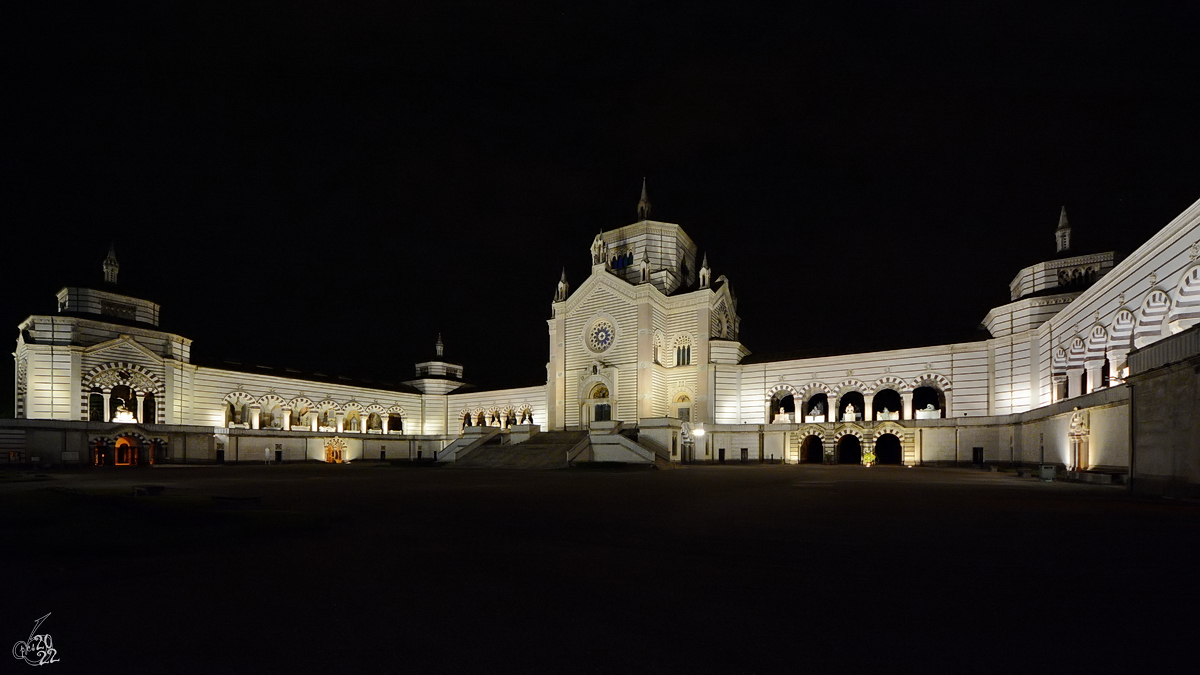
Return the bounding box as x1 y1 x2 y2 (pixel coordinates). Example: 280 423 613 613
447 385 547 432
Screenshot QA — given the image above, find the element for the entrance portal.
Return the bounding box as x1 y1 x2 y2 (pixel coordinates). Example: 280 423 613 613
801 435 824 463
874 434 903 465
114 436 140 466
837 436 862 464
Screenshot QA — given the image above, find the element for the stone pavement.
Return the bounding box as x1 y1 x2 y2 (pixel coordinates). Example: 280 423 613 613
3 464 1196 674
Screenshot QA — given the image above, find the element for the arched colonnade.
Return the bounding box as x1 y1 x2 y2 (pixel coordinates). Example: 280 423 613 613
767 373 952 425
223 392 406 434
1051 263 1200 401
793 424 916 465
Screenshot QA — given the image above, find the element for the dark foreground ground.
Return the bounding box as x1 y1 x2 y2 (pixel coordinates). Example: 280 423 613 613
2 463 1198 674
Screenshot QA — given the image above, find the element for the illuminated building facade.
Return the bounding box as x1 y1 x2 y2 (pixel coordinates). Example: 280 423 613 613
8 192 1200 494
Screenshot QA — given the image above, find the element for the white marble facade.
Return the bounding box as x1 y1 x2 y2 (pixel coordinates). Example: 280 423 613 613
10 193 1200 471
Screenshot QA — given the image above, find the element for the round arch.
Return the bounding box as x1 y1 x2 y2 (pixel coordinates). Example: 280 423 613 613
1134 289 1171 348
1168 265 1200 333
834 430 863 465
873 429 904 465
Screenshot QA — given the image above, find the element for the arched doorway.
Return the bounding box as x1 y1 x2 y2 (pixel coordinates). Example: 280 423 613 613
838 391 865 422
875 434 903 465
801 435 824 463
837 435 862 464
872 389 902 420
92 439 111 466
114 436 140 466
674 394 693 422
585 384 611 424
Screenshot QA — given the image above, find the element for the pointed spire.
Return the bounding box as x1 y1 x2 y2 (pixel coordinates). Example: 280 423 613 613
555 267 570 302
435 333 444 358
103 244 119 284
699 252 711 289
636 177 651 221
701 252 709 269
1055 206 1071 253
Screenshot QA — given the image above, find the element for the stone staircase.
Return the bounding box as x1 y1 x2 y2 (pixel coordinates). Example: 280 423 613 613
450 431 589 470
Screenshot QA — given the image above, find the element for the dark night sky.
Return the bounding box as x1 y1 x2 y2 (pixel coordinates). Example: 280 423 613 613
3 2 1199 412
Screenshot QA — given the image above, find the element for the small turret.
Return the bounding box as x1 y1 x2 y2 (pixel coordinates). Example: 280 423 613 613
435 333 444 357
103 244 119 285
699 253 711 289
1056 206 1071 253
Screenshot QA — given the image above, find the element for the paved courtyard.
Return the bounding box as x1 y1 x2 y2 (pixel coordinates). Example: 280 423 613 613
3 463 1197 673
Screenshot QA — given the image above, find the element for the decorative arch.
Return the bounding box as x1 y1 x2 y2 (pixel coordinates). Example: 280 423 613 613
832 379 869 397
82 363 164 394
1052 347 1068 373
796 382 834 399
1066 337 1086 369
869 375 909 395
1134 289 1171 348
386 405 406 416
765 383 800 402
796 426 826 442
1085 326 1108 366
868 420 902 441
908 372 952 392
1167 265 1200 333
80 363 167 422
834 428 863 441
1109 309 1135 350
652 330 666 364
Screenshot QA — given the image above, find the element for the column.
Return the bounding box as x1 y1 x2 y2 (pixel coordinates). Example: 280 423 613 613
1107 349 1129 385
1066 368 1084 399
1051 375 1067 403
381 415 390 434
310 413 318 432
249 404 261 430
864 393 874 422
335 411 345 434
102 392 111 421
130 392 141 421
901 391 913 420
282 408 292 431
1084 363 1104 393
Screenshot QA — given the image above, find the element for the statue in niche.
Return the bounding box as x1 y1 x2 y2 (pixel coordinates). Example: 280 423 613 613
262 410 274 428
923 403 937 411
113 398 137 423
368 414 381 431
811 402 824 415
846 404 856 415
232 404 244 425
